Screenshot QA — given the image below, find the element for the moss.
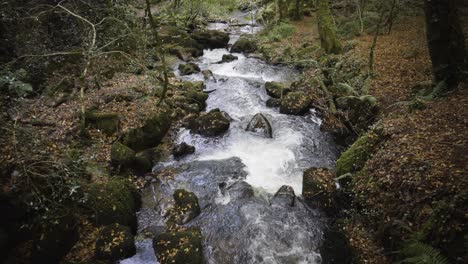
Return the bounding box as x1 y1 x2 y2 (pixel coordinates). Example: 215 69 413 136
181 81 205 91
111 142 135 167
265 81 290 99
167 189 201 225
280 92 312 115
85 179 140 231
221 54 238 63
336 131 382 177
303 167 336 212
153 228 203 264
192 30 229 50
317 0 342 54
85 111 120 135
178 63 201 76
231 37 257 54
184 90 208 110
186 109 230 137
95 224 136 261
122 110 171 152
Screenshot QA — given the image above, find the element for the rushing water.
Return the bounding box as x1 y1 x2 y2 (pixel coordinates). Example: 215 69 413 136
122 13 337 264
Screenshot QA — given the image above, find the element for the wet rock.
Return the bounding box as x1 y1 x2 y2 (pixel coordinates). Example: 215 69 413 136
266 98 281 108
85 179 140 232
111 142 136 168
31 213 79 263
192 30 229 49
246 113 273 138
271 185 295 207
186 109 231 137
95 224 136 262
184 90 209 110
221 54 238 63
167 189 201 225
303 167 336 212
153 228 203 264
280 92 312 115
85 110 120 135
178 62 201 76
173 143 196 158
202 70 215 81
231 37 257 53
122 110 171 152
224 181 255 200
265 81 291 99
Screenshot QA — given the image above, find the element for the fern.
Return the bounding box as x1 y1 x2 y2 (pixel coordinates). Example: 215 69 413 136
398 241 450 264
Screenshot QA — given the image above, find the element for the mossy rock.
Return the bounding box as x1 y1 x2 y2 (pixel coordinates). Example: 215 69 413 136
31 213 79 263
320 112 353 146
265 82 290 99
178 63 201 76
181 81 205 91
153 228 203 264
192 30 229 50
85 110 120 135
266 98 281 108
221 54 238 63
336 131 382 177
134 151 153 174
231 37 257 54
122 110 171 152
186 109 231 137
95 224 136 262
336 95 378 133
85 179 140 232
303 167 336 213
167 189 201 225
184 90 209 111
111 142 136 167
280 92 312 115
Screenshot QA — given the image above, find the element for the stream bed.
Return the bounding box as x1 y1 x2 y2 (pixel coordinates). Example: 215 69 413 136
122 12 338 264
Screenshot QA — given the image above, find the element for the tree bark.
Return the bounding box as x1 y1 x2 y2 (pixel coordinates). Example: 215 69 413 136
424 0 465 88
316 0 342 54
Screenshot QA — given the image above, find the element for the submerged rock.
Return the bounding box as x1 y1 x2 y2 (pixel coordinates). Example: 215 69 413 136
224 181 255 200
280 92 312 115
153 228 203 264
231 37 257 53
192 30 229 49
246 113 273 138
265 81 291 98
178 62 201 76
173 142 196 158
271 185 296 207
95 224 136 261
186 109 231 137
221 54 238 63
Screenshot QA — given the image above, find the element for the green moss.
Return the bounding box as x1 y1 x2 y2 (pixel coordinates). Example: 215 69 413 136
336 131 381 177
280 92 312 115
184 90 208 110
86 179 140 231
85 111 120 135
231 37 257 54
168 189 201 225
317 0 342 54
178 63 201 76
153 228 203 264
111 142 136 167
265 81 290 99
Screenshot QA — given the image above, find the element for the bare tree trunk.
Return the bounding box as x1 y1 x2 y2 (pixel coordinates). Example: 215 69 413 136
316 0 342 54
424 0 465 88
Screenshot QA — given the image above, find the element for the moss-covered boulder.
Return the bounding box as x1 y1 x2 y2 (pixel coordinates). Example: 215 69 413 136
192 30 229 50
266 98 281 108
167 189 201 225
31 213 79 263
178 63 201 76
265 82 291 99
320 112 353 146
221 54 238 63
186 109 231 137
122 111 171 152
336 131 382 177
173 143 196 158
303 167 336 212
184 90 209 111
280 92 312 115
160 26 204 58
231 37 257 53
95 224 136 262
111 142 136 167
181 81 205 92
336 95 378 133
85 110 120 135
85 179 140 232
134 150 154 174
153 228 203 264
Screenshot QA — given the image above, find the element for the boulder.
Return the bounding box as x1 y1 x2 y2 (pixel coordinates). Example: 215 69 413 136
153 228 203 264
280 92 312 115
178 63 201 76
122 110 171 152
173 143 196 158
167 189 201 225
192 30 229 49
231 37 257 53
224 181 255 200
95 224 136 262
85 110 120 135
271 185 295 207
181 81 205 91
85 179 140 232
184 90 209 111
221 54 238 63
266 98 281 108
111 142 136 167
265 82 290 99
303 167 336 212
246 113 273 138
320 112 353 146
336 95 378 133
186 109 231 137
